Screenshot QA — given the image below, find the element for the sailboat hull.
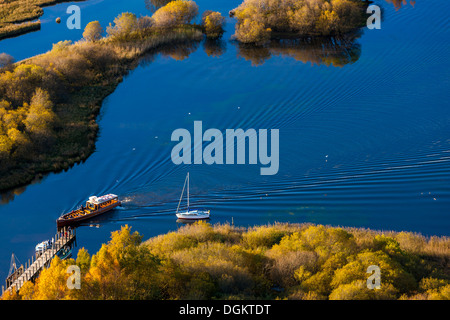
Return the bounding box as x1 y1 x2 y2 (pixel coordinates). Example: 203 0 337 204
176 173 211 220
176 210 210 220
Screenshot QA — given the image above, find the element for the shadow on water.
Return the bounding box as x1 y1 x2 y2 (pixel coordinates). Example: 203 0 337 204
144 0 173 13
203 38 227 57
385 0 416 10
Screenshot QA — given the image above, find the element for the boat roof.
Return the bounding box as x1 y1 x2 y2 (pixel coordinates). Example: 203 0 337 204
35 240 50 251
87 194 118 205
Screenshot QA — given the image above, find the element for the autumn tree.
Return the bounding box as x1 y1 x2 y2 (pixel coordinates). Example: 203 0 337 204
76 247 91 273
0 53 14 69
235 19 271 44
202 11 225 38
330 250 417 297
81 225 161 299
231 0 365 43
0 64 47 107
329 280 398 300
152 0 199 28
24 88 56 136
83 21 103 42
106 12 139 40
32 257 74 300
0 134 13 157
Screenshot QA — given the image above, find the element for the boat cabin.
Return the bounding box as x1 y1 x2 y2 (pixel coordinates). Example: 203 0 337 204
85 194 119 211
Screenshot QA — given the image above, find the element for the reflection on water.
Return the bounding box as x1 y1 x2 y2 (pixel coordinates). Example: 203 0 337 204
138 39 202 67
159 41 201 61
144 0 173 13
0 187 26 205
234 33 362 67
176 218 210 225
203 38 227 57
386 0 416 10
0 175 45 204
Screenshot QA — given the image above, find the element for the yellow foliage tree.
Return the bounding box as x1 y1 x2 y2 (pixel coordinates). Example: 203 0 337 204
0 134 13 155
18 281 35 300
24 88 56 137
152 0 199 28
202 11 225 38
232 0 365 42
106 12 138 40
83 21 103 42
235 18 271 44
32 256 73 300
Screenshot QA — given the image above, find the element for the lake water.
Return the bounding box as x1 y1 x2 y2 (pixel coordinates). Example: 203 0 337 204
0 0 449 282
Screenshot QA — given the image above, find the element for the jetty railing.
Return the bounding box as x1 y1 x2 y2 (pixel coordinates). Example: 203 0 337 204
2 227 76 296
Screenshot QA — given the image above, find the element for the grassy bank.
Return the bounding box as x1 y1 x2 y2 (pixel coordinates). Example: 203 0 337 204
2 222 449 300
0 0 86 40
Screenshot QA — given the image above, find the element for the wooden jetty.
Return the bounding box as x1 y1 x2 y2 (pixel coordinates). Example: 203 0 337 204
2 227 76 296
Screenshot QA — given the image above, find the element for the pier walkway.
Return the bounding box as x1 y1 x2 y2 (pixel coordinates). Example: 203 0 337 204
2 227 76 296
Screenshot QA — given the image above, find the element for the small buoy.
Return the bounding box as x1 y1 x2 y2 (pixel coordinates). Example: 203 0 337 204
56 17 61 24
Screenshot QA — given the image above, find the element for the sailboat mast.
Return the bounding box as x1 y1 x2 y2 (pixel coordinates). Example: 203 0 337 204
187 172 189 210
8 253 18 276
176 173 189 213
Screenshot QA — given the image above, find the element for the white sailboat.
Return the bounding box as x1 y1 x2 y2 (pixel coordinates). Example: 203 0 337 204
176 172 210 220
